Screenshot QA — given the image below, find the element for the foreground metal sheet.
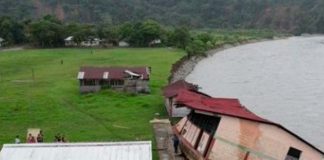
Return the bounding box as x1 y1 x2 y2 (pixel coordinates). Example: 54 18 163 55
0 141 152 160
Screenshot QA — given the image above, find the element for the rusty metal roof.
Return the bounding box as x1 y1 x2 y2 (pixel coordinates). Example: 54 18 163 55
79 66 150 80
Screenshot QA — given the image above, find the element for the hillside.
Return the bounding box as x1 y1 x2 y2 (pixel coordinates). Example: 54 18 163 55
1 0 324 33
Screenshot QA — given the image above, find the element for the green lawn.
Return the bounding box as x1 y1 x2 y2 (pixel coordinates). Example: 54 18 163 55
0 48 184 149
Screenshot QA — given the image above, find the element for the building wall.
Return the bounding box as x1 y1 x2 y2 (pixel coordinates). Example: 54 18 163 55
80 85 101 93
165 98 191 117
134 80 150 93
208 115 324 160
80 79 150 94
124 79 150 93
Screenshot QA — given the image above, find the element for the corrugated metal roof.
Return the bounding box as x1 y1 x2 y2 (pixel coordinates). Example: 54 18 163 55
0 141 152 160
163 80 198 98
175 89 271 123
79 66 150 80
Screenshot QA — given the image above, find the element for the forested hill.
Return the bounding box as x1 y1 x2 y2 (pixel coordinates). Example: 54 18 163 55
1 0 324 33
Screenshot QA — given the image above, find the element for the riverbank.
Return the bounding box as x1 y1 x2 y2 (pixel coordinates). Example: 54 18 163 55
184 36 324 151
169 36 286 82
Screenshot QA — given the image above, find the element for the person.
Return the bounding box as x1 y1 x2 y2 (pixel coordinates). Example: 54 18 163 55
27 134 36 143
54 133 62 142
15 135 21 144
37 130 44 143
61 135 68 143
172 134 180 154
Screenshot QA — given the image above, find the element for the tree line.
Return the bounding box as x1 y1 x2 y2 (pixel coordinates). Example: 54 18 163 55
1 15 240 56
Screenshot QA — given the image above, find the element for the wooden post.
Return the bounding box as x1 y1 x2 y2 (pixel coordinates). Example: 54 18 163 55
32 68 35 81
244 151 250 160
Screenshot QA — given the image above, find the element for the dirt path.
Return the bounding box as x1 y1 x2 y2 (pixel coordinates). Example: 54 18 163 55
0 47 24 52
151 119 185 160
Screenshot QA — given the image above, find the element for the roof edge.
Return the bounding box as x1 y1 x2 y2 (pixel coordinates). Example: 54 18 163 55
3 141 152 148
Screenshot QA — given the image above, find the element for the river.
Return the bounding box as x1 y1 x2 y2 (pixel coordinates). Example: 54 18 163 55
186 36 324 151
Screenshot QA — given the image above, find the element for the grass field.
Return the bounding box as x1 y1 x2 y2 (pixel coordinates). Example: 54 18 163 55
0 48 184 150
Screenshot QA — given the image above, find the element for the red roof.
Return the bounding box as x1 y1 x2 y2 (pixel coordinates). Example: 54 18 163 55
175 89 271 123
174 89 324 154
163 80 198 98
80 66 150 80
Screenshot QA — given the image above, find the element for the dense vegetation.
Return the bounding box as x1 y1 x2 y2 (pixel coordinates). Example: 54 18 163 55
1 0 324 34
0 15 278 56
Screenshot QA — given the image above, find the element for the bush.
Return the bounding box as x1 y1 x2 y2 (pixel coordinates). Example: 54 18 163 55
185 39 207 57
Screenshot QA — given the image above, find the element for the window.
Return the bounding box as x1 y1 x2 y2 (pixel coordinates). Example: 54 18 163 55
110 80 124 86
83 80 97 86
285 147 302 160
185 112 221 156
188 112 220 135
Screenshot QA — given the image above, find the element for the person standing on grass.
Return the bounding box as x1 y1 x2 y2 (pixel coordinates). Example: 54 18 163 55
172 134 180 154
27 134 36 143
54 133 61 142
15 135 21 144
37 130 44 143
62 135 68 143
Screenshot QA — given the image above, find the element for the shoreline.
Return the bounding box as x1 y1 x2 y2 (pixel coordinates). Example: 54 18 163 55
169 36 289 83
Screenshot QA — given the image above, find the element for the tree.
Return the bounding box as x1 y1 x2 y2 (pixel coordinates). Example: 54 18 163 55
28 15 65 47
97 25 119 45
169 27 191 49
196 33 213 43
0 16 26 45
118 20 163 47
139 20 162 46
71 25 96 45
118 22 134 41
185 39 207 57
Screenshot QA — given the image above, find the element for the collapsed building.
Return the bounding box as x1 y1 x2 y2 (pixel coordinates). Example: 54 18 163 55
163 80 324 160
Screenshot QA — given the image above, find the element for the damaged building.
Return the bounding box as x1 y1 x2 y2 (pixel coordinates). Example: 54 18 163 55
78 66 151 94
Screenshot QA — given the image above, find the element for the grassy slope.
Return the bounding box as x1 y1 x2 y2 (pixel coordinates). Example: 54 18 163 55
0 48 184 148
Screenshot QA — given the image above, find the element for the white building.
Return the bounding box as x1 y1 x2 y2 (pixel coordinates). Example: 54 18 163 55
64 36 77 47
81 38 101 47
149 39 161 46
64 36 101 47
118 41 130 47
0 141 152 160
0 37 4 47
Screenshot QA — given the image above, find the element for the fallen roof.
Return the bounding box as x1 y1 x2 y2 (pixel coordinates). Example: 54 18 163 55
163 80 198 98
0 141 152 160
79 66 150 80
175 89 270 123
174 89 324 154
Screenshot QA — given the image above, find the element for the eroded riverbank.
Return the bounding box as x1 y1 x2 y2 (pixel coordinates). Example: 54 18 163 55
184 36 324 151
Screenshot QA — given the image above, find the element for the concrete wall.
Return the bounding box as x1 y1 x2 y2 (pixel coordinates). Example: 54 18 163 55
208 115 324 160
124 79 150 93
80 79 150 94
135 80 150 93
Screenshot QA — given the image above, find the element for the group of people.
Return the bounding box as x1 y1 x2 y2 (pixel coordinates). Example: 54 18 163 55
15 131 68 144
26 130 44 143
54 133 68 143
